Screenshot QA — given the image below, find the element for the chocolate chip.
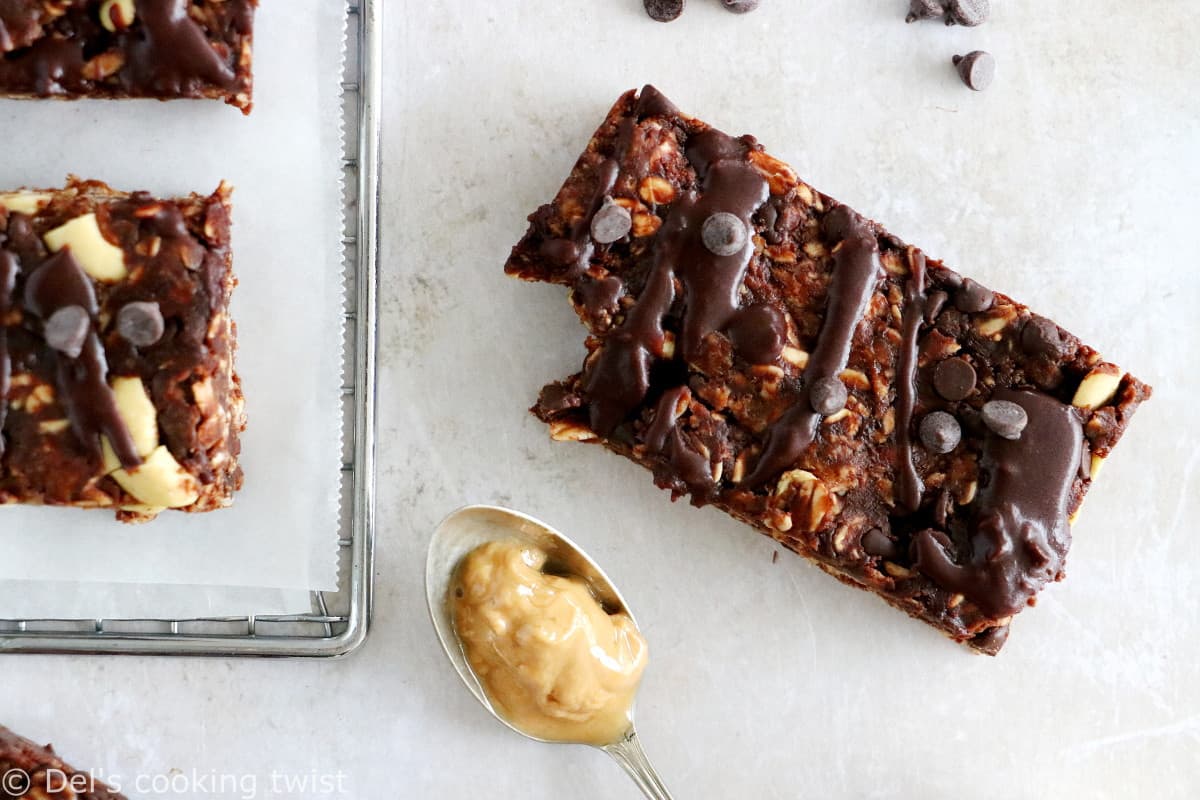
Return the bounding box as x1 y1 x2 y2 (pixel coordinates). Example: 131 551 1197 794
954 278 994 313
701 212 748 256
1020 316 1069 359
117 301 165 347
923 289 948 324
721 0 760 12
981 399 1028 440
920 411 962 454
809 376 848 416
946 0 989 27
643 0 684 22
933 357 977 401
906 0 948 22
861 528 898 559
43 305 90 359
590 197 632 244
1079 441 1092 480
953 51 996 91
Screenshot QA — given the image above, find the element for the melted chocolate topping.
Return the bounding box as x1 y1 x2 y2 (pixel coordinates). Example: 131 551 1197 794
0 0 245 100
894 248 927 512
132 0 236 92
0 249 16 458
741 207 883 487
22 249 141 469
644 385 713 489
914 389 1082 617
582 126 769 435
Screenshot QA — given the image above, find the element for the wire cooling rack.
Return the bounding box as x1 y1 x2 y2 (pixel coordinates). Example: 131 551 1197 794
0 0 380 658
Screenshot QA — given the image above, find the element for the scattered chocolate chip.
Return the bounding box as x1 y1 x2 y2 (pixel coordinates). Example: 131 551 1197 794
923 289 948 324
861 528 898 559
590 197 632 244
1020 316 1069 359
1079 441 1092 480
954 278 994 313
643 0 685 22
701 212 748 256
933 356 977 401
953 51 996 91
981 399 1028 440
116 301 165 347
946 0 989 27
721 0 760 12
906 0 948 23
809 376 848 416
920 411 962 454
43 305 90 359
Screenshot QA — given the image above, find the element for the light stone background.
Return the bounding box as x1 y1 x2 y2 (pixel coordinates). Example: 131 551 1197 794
3 1 1198 798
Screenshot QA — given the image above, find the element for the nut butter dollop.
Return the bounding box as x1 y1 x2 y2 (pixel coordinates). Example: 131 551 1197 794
451 540 648 746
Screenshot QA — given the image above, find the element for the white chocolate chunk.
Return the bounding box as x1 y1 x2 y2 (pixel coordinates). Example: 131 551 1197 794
103 440 200 509
0 192 53 215
43 213 128 282
110 376 159 457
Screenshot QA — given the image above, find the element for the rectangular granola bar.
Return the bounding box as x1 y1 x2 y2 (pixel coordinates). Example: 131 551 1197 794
0 177 245 523
0 0 257 113
0 724 124 799
505 86 1151 654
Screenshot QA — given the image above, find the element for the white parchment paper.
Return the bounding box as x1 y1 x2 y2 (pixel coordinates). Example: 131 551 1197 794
0 0 345 615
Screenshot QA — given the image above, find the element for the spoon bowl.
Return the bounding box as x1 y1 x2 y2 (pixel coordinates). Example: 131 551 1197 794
426 504 674 799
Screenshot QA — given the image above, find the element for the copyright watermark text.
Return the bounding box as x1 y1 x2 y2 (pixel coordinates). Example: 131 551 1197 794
1 766 349 798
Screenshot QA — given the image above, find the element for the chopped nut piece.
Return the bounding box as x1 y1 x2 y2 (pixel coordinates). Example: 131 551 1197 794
99 0 136 32
1072 365 1121 410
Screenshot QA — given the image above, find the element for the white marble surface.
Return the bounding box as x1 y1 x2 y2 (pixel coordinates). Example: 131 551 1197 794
3 1 1199 798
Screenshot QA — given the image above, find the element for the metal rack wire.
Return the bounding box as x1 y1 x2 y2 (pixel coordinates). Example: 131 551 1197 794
0 0 380 658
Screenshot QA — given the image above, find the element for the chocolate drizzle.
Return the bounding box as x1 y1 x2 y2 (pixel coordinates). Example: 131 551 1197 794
582 125 769 435
539 159 619 278
644 385 712 489
132 0 237 92
741 207 882 487
0 0 247 102
539 87 681 280
914 389 1082 617
0 250 17 458
894 248 927 512
22 249 141 469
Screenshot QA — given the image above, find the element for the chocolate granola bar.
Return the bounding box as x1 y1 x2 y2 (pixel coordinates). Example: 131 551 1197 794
0 0 257 114
0 177 244 523
0 724 124 799
505 86 1151 654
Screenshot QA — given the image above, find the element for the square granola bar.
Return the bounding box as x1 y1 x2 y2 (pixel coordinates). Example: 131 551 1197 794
1 177 244 522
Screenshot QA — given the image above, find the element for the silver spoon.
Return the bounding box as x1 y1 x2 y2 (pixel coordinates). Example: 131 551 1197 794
426 504 675 800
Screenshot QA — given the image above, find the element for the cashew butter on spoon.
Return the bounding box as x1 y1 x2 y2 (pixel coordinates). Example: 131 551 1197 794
426 505 674 800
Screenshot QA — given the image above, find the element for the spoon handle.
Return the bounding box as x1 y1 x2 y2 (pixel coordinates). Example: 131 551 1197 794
603 729 675 800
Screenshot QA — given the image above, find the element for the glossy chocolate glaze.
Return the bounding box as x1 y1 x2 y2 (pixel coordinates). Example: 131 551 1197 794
582 127 769 435
22 249 141 468
915 389 1083 616
0 250 16 458
894 248 928 513
0 0 255 111
741 206 882 487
